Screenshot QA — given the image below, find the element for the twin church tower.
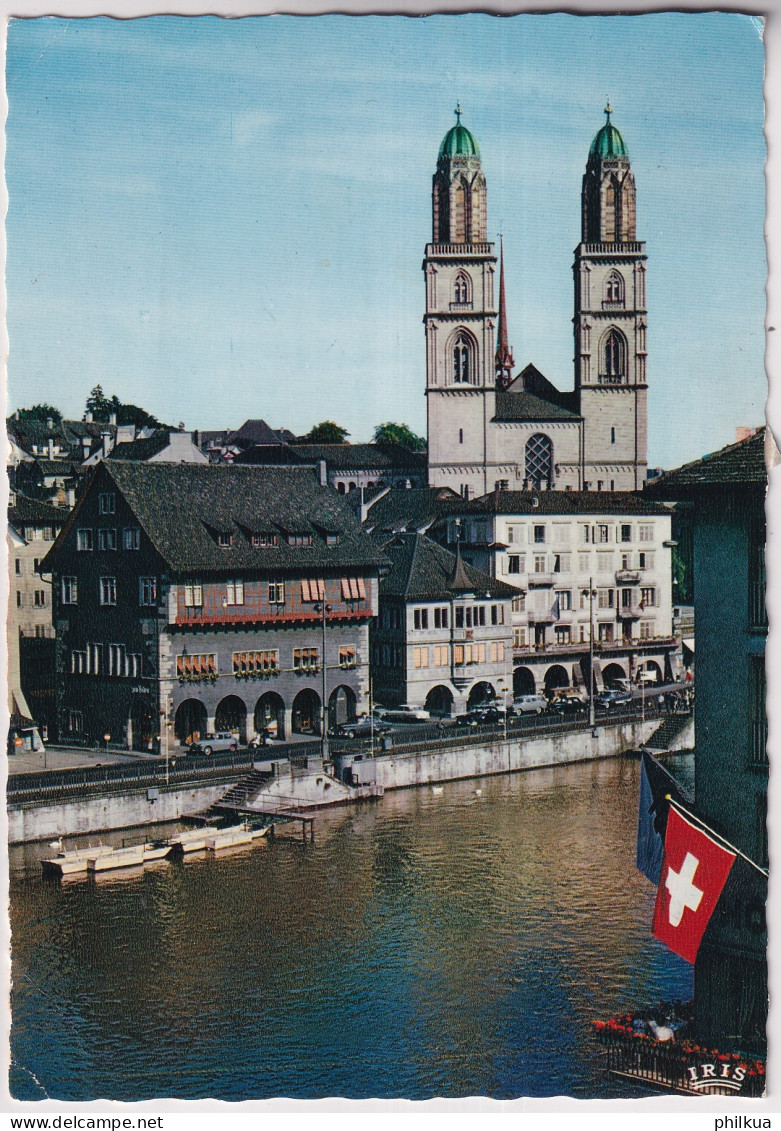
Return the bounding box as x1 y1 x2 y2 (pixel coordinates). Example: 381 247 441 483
424 104 648 496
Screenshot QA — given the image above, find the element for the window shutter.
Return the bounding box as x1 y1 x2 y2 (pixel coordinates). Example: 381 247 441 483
301 579 311 602
341 578 350 600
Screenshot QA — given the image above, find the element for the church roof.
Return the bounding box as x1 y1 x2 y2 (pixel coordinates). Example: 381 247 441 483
493 390 581 423
589 104 628 159
438 105 480 160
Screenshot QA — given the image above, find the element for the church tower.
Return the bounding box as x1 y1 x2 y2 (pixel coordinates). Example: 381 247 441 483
574 104 648 490
425 106 497 498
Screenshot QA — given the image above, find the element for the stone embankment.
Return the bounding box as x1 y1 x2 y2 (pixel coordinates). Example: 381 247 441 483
7 714 694 844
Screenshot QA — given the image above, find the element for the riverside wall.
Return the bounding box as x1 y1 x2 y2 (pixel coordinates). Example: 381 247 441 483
7 715 694 844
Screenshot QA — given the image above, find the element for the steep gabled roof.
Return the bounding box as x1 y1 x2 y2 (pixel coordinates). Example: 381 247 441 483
494 390 580 423
108 432 172 461
645 427 768 496
230 419 288 447
360 486 463 533
43 461 388 575
8 494 69 529
289 442 426 469
376 531 517 602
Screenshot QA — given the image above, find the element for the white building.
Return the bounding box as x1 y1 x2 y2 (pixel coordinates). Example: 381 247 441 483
439 490 675 696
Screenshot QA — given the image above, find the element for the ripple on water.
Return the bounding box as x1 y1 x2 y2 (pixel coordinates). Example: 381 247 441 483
10 756 693 1100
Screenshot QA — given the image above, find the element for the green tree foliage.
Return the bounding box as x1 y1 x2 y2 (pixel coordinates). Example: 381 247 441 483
373 422 426 452
84 385 167 429
302 421 350 444
15 404 63 423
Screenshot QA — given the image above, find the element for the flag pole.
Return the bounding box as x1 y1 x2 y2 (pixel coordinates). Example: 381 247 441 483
666 794 768 877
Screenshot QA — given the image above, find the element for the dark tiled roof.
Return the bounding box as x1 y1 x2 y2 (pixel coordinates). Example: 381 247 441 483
108 432 172 461
494 390 581 423
645 428 768 496
289 442 426 469
361 487 464 532
9 494 69 527
456 489 671 517
230 419 287 446
376 531 518 602
49 462 388 575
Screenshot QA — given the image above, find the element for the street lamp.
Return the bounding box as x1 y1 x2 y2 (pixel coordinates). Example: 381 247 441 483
313 601 332 764
588 577 597 727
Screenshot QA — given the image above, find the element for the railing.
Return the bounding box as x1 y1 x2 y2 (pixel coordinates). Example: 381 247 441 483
616 570 641 583
593 1026 764 1097
580 242 645 254
426 243 493 256
512 635 676 658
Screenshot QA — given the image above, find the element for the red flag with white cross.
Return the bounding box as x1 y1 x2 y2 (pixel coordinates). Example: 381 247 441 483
652 805 736 963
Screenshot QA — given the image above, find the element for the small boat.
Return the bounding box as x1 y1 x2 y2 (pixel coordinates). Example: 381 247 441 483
167 828 212 854
87 845 146 872
42 844 115 876
205 825 254 851
142 841 173 862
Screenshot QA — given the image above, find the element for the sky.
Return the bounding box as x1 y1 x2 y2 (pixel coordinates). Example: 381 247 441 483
5 12 767 470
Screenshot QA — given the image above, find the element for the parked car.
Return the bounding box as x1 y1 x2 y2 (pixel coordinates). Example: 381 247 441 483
187 731 238 756
549 688 587 713
454 706 505 727
335 718 393 738
380 705 431 724
596 688 634 710
512 694 549 715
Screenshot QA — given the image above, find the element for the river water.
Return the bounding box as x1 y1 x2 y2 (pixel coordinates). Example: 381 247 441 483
9 754 694 1101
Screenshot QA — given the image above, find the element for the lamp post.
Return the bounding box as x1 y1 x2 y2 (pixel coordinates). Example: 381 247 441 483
588 577 597 727
314 601 332 764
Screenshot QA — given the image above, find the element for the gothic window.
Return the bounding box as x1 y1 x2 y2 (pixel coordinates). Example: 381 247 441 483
452 330 475 384
605 271 624 304
453 272 471 304
525 434 553 489
601 328 626 384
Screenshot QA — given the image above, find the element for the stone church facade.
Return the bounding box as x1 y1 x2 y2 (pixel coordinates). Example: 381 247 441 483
425 105 648 498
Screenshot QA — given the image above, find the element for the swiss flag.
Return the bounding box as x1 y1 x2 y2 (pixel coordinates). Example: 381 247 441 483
652 806 736 963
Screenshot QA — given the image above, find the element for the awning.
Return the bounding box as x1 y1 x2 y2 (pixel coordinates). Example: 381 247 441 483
682 637 695 653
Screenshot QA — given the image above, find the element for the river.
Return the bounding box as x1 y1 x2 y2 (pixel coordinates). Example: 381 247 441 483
9 753 694 1101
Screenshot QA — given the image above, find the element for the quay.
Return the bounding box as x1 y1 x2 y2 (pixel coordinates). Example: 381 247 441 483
7 705 693 844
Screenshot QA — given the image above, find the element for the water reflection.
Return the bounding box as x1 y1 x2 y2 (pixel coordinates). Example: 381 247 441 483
10 755 693 1101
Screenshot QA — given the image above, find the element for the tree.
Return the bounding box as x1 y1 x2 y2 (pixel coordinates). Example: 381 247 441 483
373 422 426 452
84 386 168 429
15 404 63 423
302 421 350 444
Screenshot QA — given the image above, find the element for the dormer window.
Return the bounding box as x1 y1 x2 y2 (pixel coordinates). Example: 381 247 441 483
251 532 278 547
288 533 312 547
325 533 339 547
217 532 234 548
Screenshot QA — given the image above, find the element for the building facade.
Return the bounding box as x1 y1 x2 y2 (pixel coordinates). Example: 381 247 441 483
42 462 385 751
648 427 768 1054
372 532 515 717
425 105 647 498
435 489 675 696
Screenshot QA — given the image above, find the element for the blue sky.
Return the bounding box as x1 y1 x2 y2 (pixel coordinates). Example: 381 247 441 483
6 12 766 469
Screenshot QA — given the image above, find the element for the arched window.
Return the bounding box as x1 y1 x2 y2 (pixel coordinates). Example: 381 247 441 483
525 434 553 489
605 271 624 304
452 331 474 384
453 272 471 304
602 328 626 384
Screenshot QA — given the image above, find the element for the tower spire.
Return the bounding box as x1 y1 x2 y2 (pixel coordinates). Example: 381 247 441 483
495 235 515 389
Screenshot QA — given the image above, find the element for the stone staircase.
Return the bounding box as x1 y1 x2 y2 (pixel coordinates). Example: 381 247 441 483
644 713 694 753
204 768 276 817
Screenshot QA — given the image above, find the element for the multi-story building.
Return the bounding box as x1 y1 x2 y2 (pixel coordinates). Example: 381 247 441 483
8 493 67 739
425 104 647 498
434 489 675 696
372 531 515 717
648 426 768 1054
41 461 386 751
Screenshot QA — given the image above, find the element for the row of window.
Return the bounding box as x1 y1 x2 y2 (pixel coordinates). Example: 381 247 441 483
505 522 655 546
62 575 157 607
71 644 142 676
16 589 47 608
182 578 367 610
176 648 360 679
510 587 657 612
512 620 659 648
503 551 655 576
213 531 339 549
411 604 506 630
412 641 506 669
77 527 140 552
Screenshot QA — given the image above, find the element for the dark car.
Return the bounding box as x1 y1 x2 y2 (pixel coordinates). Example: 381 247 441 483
335 718 393 738
455 706 504 727
596 688 634 710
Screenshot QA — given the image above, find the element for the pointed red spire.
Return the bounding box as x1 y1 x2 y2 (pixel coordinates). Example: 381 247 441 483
495 236 515 389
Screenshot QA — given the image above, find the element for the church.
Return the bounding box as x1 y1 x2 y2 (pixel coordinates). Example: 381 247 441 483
425 104 648 498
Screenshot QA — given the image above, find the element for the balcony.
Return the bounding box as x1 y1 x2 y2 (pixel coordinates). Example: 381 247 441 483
427 242 493 257
528 572 555 586
580 241 645 255
616 569 641 583
449 302 473 312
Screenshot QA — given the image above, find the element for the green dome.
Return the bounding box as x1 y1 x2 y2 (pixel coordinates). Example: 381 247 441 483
589 104 628 158
438 105 480 159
